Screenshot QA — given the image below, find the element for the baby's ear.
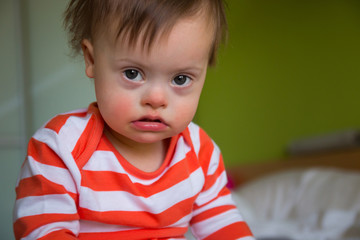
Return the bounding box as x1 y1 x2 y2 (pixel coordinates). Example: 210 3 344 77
81 39 95 78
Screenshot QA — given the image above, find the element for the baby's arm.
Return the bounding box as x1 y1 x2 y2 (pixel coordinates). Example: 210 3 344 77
13 129 80 240
189 128 254 240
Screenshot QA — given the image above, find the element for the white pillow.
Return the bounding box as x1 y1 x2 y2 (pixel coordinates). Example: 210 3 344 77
232 168 360 240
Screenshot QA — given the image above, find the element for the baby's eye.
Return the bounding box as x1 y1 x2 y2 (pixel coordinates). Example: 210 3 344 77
172 75 191 87
123 69 143 82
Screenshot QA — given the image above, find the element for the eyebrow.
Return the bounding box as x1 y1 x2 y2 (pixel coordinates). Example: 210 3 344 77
114 57 206 75
114 58 147 69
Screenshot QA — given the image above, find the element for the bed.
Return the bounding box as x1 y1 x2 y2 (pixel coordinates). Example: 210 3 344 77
227 147 360 240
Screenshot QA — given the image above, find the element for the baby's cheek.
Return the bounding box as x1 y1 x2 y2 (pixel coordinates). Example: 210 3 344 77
175 104 197 123
113 97 134 115
100 94 134 122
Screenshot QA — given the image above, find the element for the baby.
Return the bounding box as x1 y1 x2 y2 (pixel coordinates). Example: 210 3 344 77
13 0 254 239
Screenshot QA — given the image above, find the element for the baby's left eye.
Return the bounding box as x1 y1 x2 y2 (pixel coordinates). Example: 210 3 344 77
172 75 191 86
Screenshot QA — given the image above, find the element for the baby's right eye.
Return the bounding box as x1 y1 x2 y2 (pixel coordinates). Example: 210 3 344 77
123 69 143 82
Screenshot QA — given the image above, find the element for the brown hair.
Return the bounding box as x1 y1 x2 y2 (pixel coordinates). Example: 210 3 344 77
63 0 227 66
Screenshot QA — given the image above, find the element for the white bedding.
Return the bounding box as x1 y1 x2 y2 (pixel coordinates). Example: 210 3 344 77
232 168 360 240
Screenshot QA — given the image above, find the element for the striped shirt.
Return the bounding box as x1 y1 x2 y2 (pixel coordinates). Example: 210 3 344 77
13 103 253 240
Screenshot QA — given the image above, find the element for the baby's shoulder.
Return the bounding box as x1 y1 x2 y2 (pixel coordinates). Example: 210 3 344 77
186 122 218 156
35 104 102 145
187 121 214 143
41 108 90 134
32 105 104 166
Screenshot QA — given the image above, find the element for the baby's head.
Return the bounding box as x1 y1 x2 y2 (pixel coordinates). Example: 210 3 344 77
63 0 228 145
64 0 227 66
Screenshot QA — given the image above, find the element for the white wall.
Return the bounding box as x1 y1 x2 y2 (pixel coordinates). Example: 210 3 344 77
0 1 95 239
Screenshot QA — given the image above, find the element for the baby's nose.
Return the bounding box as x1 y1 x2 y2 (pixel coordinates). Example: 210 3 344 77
141 85 168 109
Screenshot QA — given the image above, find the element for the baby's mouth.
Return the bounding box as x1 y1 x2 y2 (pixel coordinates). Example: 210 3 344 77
139 118 162 123
132 117 168 131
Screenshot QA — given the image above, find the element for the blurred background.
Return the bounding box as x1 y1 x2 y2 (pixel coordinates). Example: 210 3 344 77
1 0 360 239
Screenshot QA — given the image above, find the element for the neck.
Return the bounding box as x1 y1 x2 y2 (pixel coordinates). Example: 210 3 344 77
104 126 170 172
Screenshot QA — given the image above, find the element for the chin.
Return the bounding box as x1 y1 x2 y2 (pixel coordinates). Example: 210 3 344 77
132 134 170 144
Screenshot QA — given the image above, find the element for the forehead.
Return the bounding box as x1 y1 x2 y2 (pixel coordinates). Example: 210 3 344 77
99 14 214 60
92 4 215 53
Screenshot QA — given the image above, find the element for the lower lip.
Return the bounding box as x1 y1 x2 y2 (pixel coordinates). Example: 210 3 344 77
132 121 168 131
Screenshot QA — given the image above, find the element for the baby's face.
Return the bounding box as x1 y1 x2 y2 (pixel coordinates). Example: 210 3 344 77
82 15 213 145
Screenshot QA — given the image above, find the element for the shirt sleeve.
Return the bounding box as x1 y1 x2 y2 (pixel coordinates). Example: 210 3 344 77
189 126 254 240
13 128 80 240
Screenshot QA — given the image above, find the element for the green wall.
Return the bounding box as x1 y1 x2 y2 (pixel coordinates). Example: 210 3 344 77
196 0 360 165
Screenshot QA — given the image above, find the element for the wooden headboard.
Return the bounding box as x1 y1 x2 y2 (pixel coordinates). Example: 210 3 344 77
227 147 360 187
